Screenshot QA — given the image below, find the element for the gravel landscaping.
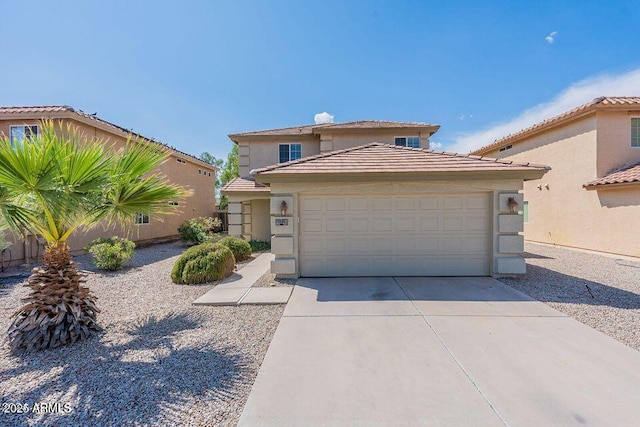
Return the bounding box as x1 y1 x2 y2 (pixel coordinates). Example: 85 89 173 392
500 242 640 351
0 241 284 426
253 272 297 288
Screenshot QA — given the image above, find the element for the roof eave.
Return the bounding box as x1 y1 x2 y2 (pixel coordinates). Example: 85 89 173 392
313 125 441 135
254 169 549 184
583 181 640 191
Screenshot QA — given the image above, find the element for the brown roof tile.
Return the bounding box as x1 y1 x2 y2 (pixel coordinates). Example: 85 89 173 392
472 97 640 155
229 120 439 138
584 162 640 189
220 177 270 194
252 142 549 176
0 105 212 168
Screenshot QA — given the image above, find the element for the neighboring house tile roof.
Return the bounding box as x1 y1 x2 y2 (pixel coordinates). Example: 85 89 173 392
220 177 270 193
252 142 549 176
472 97 640 155
229 120 439 138
584 162 640 189
0 105 213 168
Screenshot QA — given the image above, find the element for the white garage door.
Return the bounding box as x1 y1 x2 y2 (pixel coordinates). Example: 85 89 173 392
299 193 491 277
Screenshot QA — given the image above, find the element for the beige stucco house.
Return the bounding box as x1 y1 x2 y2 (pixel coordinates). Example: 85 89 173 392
0 106 217 264
471 96 640 258
223 121 548 277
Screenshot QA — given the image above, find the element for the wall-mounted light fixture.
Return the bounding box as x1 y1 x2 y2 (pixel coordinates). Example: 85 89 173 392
537 184 542 190
280 200 288 216
507 197 519 213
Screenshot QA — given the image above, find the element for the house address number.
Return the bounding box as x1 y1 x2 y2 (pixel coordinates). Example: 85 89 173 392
275 218 289 226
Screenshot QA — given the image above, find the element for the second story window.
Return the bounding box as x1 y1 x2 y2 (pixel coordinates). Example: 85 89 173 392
10 124 39 147
394 136 420 148
279 143 302 163
632 118 640 147
499 144 513 152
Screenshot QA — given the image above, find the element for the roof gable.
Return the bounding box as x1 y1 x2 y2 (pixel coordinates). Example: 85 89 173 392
472 97 640 155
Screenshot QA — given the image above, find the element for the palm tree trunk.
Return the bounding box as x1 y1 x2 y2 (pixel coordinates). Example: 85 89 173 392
7 242 101 352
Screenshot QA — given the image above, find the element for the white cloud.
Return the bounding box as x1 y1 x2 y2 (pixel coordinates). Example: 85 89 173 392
430 141 443 149
314 112 335 124
449 68 640 154
545 31 558 44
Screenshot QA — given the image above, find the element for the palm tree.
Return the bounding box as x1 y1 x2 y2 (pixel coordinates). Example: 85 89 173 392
0 120 187 352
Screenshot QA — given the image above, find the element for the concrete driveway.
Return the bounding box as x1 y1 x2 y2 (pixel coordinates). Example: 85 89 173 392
238 277 640 426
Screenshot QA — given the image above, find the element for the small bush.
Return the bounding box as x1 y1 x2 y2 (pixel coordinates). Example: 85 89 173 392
178 216 223 246
249 240 270 252
171 243 235 284
217 236 252 261
85 236 135 271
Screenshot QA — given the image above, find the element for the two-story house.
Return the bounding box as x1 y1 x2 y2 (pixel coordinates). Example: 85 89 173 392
471 97 640 258
223 121 548 278
0 106 217 264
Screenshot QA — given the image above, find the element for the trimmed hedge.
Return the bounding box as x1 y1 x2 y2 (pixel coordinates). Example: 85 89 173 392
171 243 235 284
85 236 135 271
217 236 252 261
249 240 270 252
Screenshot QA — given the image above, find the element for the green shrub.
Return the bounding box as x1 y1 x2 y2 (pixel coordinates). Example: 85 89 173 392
177 216 223 246
85 236 135 271
171 243 235 284
249 240 270 252
217 236 252 261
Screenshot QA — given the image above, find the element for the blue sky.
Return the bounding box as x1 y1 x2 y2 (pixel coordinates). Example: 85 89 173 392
2 0 640 158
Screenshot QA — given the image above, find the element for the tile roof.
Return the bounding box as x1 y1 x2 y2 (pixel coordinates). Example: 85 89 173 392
220 177 270 194
0 105 212 168
252 142 549 176
229 120 439 138
472 97 640 155
584 162 640 189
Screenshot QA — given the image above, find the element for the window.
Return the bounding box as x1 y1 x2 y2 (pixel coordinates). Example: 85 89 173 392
632 118 640 147
394 136 420 148
208 172 211 177
10 125 39 146
135 213 150 224
499 144 513 152
176 158 186 164
198 169 202 175
168 201 179 206
279 143 302 163
521 201 529 223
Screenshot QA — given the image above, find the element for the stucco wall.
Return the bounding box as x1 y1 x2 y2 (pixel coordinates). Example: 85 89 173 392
485 114 640 257
237 135 320 177
326 131 430 151
0 118 216 263
250 199 271 242
596 111 640 176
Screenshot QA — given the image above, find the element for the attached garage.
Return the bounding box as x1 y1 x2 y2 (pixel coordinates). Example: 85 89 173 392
299 193 491 276
252 143 549 278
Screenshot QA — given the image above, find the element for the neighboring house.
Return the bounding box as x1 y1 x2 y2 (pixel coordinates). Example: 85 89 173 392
0 106 217 263
223 121 548 277
471 96 640 258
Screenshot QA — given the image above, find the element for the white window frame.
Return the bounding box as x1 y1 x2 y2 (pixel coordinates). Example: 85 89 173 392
279 143 302 163
10 124 39 146
135 213 150 225
394 136 420 148
499 144 513 152
631 117 640 148
198 169 202 175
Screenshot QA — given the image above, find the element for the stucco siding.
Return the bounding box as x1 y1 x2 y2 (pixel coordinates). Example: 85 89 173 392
250 199 271 242
0 118 216 263
488 114 640 257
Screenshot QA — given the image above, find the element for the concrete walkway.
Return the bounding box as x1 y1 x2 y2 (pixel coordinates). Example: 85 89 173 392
192 253 292 306
238 277 640 426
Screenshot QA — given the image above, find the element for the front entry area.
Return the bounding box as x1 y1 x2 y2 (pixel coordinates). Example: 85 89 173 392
299 193 491 277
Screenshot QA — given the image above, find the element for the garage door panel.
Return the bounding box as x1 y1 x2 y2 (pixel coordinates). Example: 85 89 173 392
299 193 491 277
373 198 392 210
326 219 345 232
396 217 416 231
349 198 368 210
349 218 369 232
